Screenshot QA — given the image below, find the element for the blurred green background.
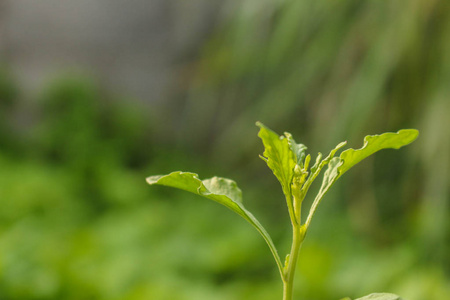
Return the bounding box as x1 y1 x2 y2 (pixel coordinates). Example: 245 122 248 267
0 0 449 299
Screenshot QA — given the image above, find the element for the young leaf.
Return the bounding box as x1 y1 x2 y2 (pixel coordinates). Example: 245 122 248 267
284 132 307 167
305 156 343 228
302 141 347 196
256 122 296 198
305 129 418 228
256 122 298 224
338 129 419 177
354 293 403 300
146 171 284 278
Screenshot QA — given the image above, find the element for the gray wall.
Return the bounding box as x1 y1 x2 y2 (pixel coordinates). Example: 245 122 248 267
1 0 224 102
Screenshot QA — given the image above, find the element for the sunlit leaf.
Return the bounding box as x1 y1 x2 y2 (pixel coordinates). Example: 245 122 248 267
146 171 283 275
354 293 403 300
338 129 419 176
256 122 296 198
305 129 418 228
305 141 347 191
285 132 307 167
305 156 342 227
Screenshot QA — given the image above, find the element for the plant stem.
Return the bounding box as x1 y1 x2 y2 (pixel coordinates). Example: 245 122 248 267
282 224 305 300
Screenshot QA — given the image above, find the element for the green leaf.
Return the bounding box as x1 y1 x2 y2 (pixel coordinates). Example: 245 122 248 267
296 141 347 222
339 293 403 300
338 129 419 177
354 293 403 300
305 156 343 227
146 171 284 278
285 132 307 167
303 141 347 195
256 122 296 198
305 129 418 228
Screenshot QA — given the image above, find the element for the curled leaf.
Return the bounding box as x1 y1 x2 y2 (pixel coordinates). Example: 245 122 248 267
146 171 283 277
285 132 307 167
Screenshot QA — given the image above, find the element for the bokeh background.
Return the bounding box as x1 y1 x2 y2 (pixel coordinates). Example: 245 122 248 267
0 0 449 299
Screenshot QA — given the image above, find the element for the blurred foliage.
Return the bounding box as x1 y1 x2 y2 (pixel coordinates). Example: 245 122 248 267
171 0 450 297
1 0 450 299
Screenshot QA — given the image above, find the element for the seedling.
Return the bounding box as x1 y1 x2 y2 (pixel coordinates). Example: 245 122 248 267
147 122 418 300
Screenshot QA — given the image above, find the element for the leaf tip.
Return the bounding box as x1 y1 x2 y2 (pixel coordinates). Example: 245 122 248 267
399 128 419 140
146 175 161 185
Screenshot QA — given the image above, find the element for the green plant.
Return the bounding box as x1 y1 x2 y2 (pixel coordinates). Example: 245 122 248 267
147 122 418 300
